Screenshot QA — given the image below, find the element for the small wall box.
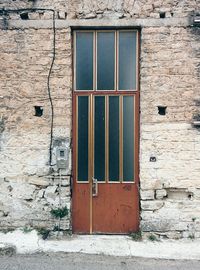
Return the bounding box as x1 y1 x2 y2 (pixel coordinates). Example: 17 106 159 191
193 15 200 26
56 147 68 169
193 121 200 127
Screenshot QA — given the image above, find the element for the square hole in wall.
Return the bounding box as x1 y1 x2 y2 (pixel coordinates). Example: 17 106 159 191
158 106 167 115
34 106 43 117
159 12 166 18
20 12 29 20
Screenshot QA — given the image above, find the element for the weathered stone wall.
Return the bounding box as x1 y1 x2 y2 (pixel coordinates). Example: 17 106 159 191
0 0 199 19
0 25 72 231
140 25 200 239
0 0 200 238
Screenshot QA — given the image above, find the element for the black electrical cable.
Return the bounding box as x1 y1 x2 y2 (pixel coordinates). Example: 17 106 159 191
0 7 56 166
47 10 56 166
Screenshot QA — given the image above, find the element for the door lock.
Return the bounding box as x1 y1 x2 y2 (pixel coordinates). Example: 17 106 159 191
92 177 98 197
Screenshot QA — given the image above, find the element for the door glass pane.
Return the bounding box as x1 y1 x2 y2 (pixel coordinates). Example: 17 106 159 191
123 96 134 181
76 32 93 90
109 96 119 181
77 96 89 181
94 96 105 181
97 32 115 90
119 31 137 90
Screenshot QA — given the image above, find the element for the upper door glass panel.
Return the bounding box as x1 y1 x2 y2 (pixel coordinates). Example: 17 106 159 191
119 31 137 90
97 32 115 90
76 32 93 90
74 30 138 91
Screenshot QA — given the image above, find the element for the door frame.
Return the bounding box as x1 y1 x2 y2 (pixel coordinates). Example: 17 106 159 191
71 29 140 234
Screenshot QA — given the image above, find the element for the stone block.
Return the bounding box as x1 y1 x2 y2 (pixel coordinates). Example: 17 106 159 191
165 231 182 239
37 189 45 198
0 0 199 238
45 186 58 195
141 219 188 232
167 189 189 200
58 11 67 19
28 178 49 187
61 179 70 187
140 179 163 190
194 231 200 238
141 201 164 211
28 13 40 20
85 13 97 19
140 190 155 200
0 244 16 256
156 189 167 199
141 220 171 232
11 183 36 200
193 189 200 200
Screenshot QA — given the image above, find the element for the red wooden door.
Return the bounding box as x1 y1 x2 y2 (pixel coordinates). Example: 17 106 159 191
72 30 140 234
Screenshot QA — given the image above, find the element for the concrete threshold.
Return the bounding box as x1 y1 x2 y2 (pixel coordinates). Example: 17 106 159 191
0 230 200 260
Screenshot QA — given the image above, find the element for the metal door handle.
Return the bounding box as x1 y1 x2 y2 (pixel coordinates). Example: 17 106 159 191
92 177 98 197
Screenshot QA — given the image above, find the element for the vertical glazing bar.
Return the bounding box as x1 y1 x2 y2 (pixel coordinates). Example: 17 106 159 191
133 96 136 181
105 96 109 182
115 30 117 91
94 31 97 91
119 95 123 182
116 31 119 91
74 32 76 90
136 31 139 91
75 95 78 180
88 96 90 183
89 95 93 234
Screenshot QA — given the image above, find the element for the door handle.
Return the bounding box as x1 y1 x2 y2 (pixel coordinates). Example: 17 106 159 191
92 177 98 197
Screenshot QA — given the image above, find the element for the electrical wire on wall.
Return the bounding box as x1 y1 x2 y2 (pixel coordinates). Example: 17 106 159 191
47 9 56 167
0 8 55 166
